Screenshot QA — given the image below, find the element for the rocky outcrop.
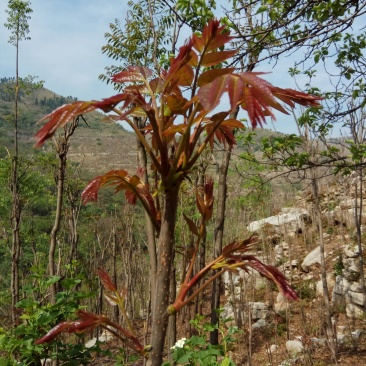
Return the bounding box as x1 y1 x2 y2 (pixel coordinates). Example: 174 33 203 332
331 245 366 318
247 207 310 235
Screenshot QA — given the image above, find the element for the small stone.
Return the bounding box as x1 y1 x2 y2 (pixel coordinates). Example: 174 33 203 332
269 344 277 354
274 245 284 256
286 340 303 355
343 244 360 258
291 259 299 267
249 301 269 320
277 292 286 303
275 301 288 314
85 338 97 348
352 329 363 339
311 337 326 347
252 319 267 329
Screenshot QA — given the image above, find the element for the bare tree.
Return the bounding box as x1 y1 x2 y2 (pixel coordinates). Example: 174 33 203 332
49 117 79 303
4 0 33 325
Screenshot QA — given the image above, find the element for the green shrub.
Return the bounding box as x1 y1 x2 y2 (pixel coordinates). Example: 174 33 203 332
0 270 96 366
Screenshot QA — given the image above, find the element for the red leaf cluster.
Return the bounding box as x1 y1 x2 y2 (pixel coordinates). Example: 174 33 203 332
35 311 108 344
221 238 299 301
97 268 117 292
195 178 214 221
81 169 160 230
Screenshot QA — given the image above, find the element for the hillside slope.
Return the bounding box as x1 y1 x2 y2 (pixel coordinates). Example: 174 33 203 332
0 79 137 173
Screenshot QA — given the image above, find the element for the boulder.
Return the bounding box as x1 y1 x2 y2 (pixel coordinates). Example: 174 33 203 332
347 290 366 307
343 244 360 258
346 302 365 318
252 319 267 329
249 301 269 320
286 340 303 356
301 246 321 272
275 292 288 314
247 208 309 234
274 301 288 314
316 273 335 297
332 275 352 308
310 337 326 347
334 199 366 226
222 302 235 320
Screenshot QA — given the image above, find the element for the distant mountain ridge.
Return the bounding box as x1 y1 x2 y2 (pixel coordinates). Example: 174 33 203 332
0 79 137 173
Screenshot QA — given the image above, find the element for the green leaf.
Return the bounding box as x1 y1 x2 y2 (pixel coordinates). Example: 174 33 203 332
46 275 61 286
220 357 235 366
256 6 268 14
177 351 193 363
189 335 206 346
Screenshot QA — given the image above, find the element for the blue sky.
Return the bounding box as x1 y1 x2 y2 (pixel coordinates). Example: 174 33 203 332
1 1 363 136
0 0 128 100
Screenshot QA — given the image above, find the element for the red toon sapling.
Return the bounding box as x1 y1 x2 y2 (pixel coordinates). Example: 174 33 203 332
34 19 321 364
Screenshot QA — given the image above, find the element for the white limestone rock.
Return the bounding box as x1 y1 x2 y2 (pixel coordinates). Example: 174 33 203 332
301 246 321 272
332 275 352 308
346 302 365 318
252 319 267 329
249 301 269 320
268 344 277 354
343 244 360 258
247 208 309 234
347 290 366 307
286 340 304 355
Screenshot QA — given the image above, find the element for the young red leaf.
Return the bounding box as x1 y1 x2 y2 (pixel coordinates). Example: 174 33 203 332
197 68 236 87
199 19 234 53
240 256 299 301
240 72 288 115
34 102 93 147
112 66 153 83
214 125 237 148
163 40 194 92
195 192 205 217
197 75 229 112
195 178 214 221
175 64 195 86
222 236 258 257
97 268 117 292
240 86 273 129
198 74 245 113
166 95 189 115
104 293 119 306
81 170 160 232
162 123 187 138
34 94 134 147
35 322 70 344
35 311 108 344
270 86 324 107
221 119 244 129
201 50 237 67
183 214 199 236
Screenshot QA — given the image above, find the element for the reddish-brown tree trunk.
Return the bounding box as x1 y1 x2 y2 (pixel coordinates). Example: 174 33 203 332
210 146 232 344
148 183 180 366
